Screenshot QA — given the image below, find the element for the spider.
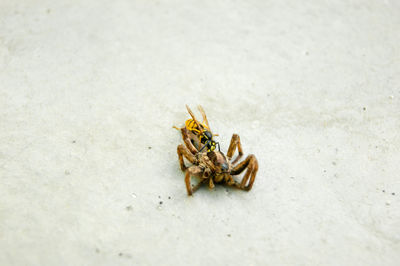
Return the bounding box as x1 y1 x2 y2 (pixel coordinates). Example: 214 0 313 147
176 125 259 196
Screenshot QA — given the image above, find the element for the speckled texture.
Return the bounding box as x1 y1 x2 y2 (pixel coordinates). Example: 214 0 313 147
1 0 399 265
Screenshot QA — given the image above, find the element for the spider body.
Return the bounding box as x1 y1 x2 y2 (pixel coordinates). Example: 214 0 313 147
177 135 258 196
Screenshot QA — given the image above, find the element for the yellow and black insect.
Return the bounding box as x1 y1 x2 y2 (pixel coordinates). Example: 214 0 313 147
175 105 220 152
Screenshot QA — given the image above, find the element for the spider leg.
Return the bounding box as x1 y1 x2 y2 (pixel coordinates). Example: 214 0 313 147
230 154 258 191
208 178 215 189
185 166 204 196
177 144 197 171
192 179 208 194
180 127 199 155
186 105 203 129
227 134 244 164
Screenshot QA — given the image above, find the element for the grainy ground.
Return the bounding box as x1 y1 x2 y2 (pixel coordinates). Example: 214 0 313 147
1 0 399 265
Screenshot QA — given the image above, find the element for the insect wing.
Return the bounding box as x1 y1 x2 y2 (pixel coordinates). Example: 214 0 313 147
197 105 211 131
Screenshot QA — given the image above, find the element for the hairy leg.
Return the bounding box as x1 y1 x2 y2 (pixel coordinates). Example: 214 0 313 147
227 134 244 164
192 179 208 194
177 144 197 171
230 154 258 191
208 178 215 189
180 128 199 155
185 166 204 196
186 105 202 127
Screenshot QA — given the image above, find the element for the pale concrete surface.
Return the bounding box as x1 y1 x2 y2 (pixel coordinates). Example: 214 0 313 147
1 0 399 265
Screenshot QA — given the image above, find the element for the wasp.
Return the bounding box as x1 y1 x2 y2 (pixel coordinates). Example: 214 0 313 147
174 105 219 152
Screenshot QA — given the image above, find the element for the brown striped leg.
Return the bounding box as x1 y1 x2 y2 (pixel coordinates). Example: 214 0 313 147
230 154 258 191
227 134 243 164
177 144 197 171
180 128 199 155
208 178 215 189
185 166 204 196
192 179 208 194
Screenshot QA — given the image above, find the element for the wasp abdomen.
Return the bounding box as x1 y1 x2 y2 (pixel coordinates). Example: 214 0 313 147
185 119 202 134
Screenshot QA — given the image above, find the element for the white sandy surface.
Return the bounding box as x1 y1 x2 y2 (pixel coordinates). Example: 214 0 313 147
1 0 399 265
